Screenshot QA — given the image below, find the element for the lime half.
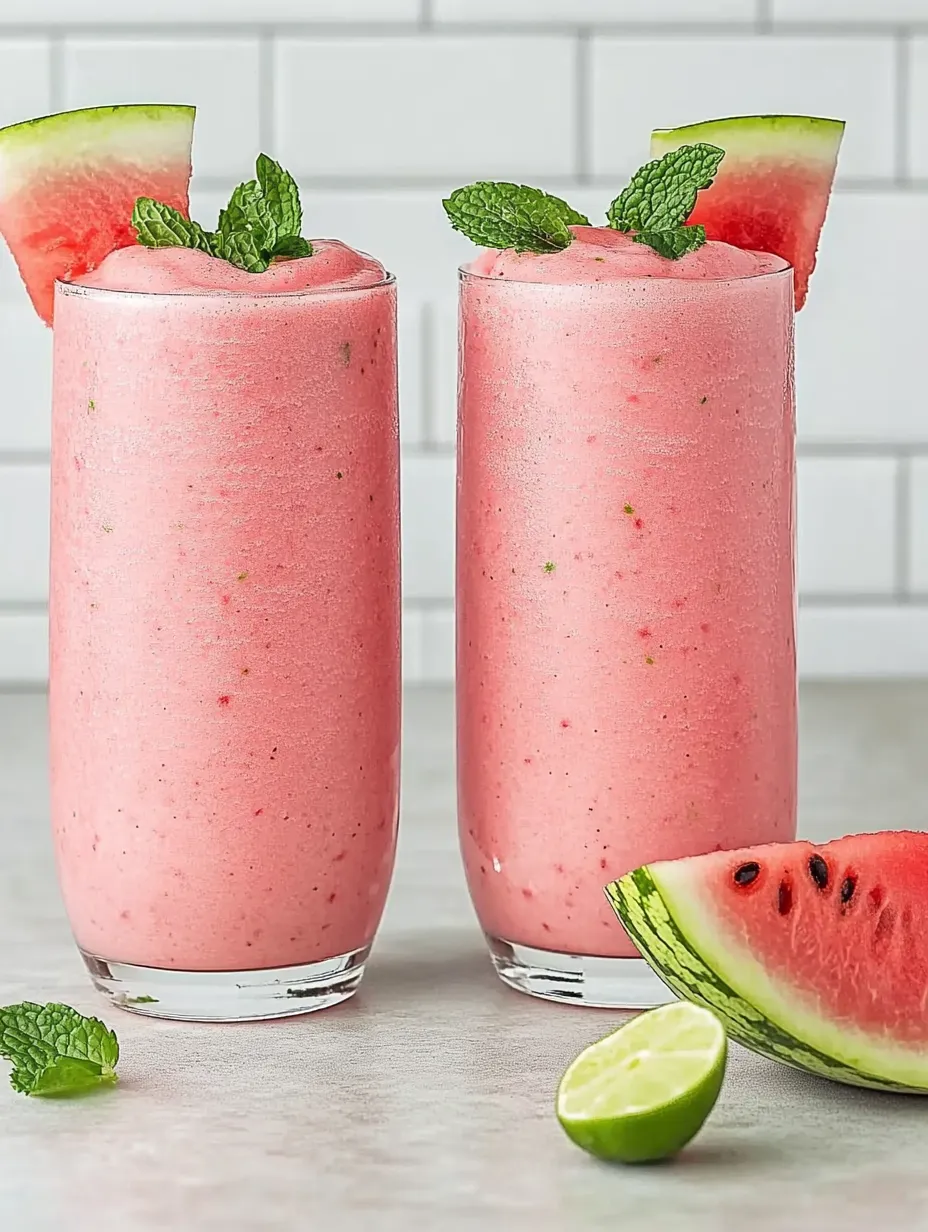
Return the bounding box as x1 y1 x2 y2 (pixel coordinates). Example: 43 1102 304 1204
556 1001 727 1163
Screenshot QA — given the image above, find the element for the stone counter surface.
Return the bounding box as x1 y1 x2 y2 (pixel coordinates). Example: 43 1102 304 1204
1 685 928 1232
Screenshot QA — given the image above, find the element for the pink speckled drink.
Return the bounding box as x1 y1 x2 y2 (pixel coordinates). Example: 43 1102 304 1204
457 227 796 1007
50 242 399 1020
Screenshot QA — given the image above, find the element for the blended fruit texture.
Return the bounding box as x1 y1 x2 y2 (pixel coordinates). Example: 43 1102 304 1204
50 241 400 971
457 226 796 960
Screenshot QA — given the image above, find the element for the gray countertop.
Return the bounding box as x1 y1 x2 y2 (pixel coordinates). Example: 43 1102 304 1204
2 684 928 1232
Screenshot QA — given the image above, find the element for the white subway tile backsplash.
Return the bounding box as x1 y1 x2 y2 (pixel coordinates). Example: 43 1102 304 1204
0 307 52 454
435 0 755 19
0 615 47 686
0 466 49 603
421 606 455 683
908 458 928 594
799 607 928 678
429 300 458 449
402 606 425 685
401 453 455 601
774 0 928 19
275 36 576 178
796 193 928 444
62 39 261 180
0 0 419 19
909 39 928 180
591 35 895 180
399 296 426 450
798 457 897 595
298 190 473 297
0 41 51 132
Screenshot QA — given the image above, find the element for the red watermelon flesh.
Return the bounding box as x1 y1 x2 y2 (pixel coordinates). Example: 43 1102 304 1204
609 831 928 1092
0 105 195 324
651 115 844 310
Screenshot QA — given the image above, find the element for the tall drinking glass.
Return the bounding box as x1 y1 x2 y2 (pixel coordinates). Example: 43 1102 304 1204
457 259 796 1007
50 272 399 1020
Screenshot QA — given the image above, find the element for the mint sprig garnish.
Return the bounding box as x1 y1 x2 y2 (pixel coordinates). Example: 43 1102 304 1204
132 154 312 274
0 1002 119 1097
607 143 723 257
443 183 590 254
442 142 724 260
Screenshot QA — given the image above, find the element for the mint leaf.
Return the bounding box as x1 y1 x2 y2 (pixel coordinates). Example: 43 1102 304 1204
132 198 215 254
133 155 313 273
443 182 590 253
635 223 707 260
271 235 313 260
608 143 724 233
0 1002 119 1097
256 154 301 239
29 1056 116 1098
607 143 723 260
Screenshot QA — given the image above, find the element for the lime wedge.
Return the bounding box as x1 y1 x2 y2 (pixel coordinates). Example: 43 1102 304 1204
556 1001 727 1163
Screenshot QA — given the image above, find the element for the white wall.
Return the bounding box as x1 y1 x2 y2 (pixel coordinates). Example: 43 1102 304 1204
1 0 927 684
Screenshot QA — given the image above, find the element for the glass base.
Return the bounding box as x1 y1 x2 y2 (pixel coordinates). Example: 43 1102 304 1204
80 945 370 1022
487 935 673 1010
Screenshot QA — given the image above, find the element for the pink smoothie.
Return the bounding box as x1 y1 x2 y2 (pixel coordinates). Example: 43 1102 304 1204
50 241 399 971
458 226 796 960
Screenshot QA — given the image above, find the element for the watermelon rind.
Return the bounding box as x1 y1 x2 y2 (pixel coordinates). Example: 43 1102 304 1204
0 104 195 191
650 114 843 310
607 865 928 1094
0 104 196 322
651 114 845 164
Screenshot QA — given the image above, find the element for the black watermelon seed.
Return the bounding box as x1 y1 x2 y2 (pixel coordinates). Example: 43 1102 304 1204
778 880 793 916
733 862 760 886
840 875 857 905
808 854 829 891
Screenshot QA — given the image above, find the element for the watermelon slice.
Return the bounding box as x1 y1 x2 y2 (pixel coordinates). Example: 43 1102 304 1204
0 104 195 324
651 115 844 310
607 832 928 1093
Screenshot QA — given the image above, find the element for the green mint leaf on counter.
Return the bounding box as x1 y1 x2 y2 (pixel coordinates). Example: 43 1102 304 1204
271 234 313 260
134 154 313 273
607 143 724 260
443 182 590 253
256 153 302 239
132 198 215 254
0 1002 119 1097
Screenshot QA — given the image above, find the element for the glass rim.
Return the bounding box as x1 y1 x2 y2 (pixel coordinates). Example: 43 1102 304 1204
55 268 396 302
457 256 793 288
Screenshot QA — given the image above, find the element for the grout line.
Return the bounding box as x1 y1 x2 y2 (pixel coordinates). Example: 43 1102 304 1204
404 597 454 612
47 30 64 112
756 0 773 34
419 300 436 447
895 456 912 599
797 442 928 459
0 451 51 465
2 19 928 36
258 27 275 154
798 593 928 609
894 30 912 185
574 28 592 185
0 601 48 616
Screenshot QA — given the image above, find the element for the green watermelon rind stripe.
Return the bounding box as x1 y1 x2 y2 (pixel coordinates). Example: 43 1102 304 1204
607 870 918 1094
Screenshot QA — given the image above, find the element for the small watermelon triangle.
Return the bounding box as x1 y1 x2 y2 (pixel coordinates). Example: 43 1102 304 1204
0 104 195 324
651 115 844 310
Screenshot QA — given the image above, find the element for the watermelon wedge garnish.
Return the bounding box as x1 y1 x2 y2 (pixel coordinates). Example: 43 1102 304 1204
0 104 195 323
607 832 928 1093
651 115 844 310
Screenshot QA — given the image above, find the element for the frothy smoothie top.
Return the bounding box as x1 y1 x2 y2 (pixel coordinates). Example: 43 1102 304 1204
73 239 387 295
467 226 788 283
